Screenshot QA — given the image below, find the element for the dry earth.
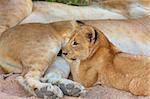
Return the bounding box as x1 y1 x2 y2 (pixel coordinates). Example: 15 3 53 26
1 68 150 99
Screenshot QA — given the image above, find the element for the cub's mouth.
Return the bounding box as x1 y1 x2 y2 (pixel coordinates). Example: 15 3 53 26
63 55 77 61
62 53 77 61
70 58 76 61
62 50 77 61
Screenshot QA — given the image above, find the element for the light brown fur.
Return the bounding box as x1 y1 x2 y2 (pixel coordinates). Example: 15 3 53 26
83 17 150 55
0 22 73 73
63 18 150 96
0 0 32 35
93 0 150 18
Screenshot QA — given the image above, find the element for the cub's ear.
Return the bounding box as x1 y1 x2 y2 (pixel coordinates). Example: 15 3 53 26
86 29 98 43
71 20 85 28
76 20 85 25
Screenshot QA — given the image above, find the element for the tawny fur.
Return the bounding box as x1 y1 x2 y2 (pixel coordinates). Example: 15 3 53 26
83 17 150 55
0 0 32 35
63 18 150 96
93 0 150 18
0 21 74 73
22 0 150 24
21 1 126 24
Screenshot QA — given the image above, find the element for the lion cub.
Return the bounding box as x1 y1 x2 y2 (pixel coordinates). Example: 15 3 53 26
0 21 87 98
63 21 150 96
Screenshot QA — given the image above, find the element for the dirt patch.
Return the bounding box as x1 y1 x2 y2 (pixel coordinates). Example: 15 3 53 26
0 68 150 99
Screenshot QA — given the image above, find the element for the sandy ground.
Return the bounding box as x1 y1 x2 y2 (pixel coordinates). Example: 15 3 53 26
1 68 150 99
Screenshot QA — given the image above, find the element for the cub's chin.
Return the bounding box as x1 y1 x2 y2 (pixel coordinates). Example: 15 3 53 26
63 55 78 62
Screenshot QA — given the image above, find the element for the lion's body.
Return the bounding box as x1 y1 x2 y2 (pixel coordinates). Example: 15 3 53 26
0 22 73 73
63 17 150 96
70 48 150 95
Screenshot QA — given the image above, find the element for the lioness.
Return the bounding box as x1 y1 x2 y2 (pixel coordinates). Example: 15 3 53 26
62 20 150 96
0 0 32 36
0 21 86 98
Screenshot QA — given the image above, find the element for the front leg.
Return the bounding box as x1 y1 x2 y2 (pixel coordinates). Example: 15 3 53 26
42 57 85 97
68 59 98 87
16 52 63 99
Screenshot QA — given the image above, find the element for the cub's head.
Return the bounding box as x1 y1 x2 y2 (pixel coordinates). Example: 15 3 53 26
62 21 101 61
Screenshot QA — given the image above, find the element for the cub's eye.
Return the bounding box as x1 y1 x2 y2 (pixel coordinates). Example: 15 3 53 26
72 41 79 47
73 41 78 45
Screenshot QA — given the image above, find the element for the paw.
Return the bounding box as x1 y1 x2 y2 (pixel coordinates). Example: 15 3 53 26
16 76 63 98
58 82 85 97
34 84 63 99
50 79 85 97
16 76 35 95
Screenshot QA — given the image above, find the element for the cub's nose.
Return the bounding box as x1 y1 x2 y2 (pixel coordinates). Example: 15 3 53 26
62 52 68 56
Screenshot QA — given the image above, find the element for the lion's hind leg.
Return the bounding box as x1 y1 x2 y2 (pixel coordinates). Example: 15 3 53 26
129 74 150 96
114 53 150 95
43 56 85 97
